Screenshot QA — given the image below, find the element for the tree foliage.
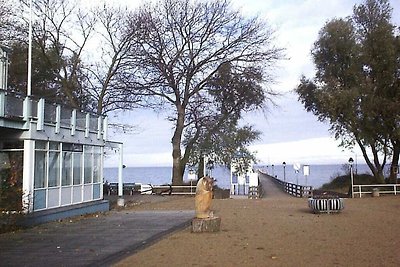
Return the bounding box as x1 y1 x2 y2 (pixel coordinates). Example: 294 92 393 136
126 0 283 184
296 0 399 182
185 62 265 178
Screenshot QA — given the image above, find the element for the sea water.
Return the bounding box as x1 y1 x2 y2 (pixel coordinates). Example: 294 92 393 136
103 164 372 189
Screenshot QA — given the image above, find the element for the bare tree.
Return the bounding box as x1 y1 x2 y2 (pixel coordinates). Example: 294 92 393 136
126 0 284 184
0 0 21 44
10 0 97 108
7 0 142 119
84 4 143 115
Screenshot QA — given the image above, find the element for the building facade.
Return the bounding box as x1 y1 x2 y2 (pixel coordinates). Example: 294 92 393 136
0 45 120 222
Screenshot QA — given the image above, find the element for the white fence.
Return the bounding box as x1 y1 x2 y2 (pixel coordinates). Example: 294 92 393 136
352 184 400 198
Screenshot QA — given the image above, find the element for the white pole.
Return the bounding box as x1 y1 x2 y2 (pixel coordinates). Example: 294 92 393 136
350 164 354 198
118 143 123 197
27 0 33 96
117 143 125 207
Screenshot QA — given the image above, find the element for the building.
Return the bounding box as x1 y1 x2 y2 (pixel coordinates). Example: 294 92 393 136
0 45 123 224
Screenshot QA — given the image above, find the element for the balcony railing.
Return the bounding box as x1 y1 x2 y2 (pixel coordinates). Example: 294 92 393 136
0 89 107 140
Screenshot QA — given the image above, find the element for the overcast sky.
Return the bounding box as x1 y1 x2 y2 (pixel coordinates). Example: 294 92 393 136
105 0 400 167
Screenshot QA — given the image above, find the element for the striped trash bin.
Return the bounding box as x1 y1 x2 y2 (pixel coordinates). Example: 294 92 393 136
308 196 344 214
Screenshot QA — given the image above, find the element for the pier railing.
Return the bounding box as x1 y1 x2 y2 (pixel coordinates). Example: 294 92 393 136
267 173 313 198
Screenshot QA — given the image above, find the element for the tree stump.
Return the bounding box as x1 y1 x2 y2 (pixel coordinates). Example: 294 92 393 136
191 217 221 233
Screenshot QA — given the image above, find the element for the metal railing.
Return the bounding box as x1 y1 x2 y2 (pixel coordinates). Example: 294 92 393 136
104 182 197 196
152 185 197 195
0 89 106 139
267 173 313 198
352 184 400 198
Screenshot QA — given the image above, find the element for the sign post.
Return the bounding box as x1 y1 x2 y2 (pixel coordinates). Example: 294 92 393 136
303 165 310 186
294 163 301 185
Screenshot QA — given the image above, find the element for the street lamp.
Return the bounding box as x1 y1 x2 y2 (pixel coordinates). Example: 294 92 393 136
283 161 286 182
349 157 354 198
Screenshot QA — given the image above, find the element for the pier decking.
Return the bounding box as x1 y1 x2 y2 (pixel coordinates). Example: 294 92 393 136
258 173 289 198
258 172 313 198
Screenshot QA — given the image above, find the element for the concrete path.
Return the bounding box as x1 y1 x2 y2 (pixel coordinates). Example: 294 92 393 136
259 173 289 198
0 209 194 267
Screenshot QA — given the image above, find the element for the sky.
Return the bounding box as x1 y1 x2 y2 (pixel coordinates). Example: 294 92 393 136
105 0 400 168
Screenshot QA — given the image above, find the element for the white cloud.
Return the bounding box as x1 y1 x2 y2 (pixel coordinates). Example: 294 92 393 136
249 137 363 166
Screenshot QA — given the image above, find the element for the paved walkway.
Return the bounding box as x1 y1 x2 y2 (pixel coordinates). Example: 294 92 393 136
0 209 194 267
258 173 288 199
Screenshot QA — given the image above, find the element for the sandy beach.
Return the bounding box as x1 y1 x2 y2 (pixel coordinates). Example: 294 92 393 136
115 195 400 267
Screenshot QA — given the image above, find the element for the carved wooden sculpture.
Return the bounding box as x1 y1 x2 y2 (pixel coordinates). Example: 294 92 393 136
194 176 214 218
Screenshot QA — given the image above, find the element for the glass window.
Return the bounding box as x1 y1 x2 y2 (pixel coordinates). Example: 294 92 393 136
49 142 59 150
34 151 47 188
35 141 46 150
84 147 92 184
62 151 72 186
93 153 101 183
73 152 82 185
2 141 24 149
48 151 60 187
63 143 83 152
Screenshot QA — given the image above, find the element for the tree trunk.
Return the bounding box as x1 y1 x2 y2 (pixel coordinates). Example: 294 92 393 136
389 140 400 183
171 106 185 185
198 156 205 179
371 145 385 183
356 138 385 183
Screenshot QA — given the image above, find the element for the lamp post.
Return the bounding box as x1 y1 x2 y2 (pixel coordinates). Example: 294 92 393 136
349 157 354 198
283 161 286 182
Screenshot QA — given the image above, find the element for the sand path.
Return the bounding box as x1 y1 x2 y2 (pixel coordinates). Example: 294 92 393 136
115 185 400 267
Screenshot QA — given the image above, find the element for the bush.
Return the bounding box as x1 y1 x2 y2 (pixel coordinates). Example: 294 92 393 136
320 173 380 191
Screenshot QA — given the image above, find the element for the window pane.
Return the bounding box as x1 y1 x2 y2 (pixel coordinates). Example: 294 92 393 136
63 143 83 152
62 151 72 186
84 147 92 184
49 142 59 150
33 189 46 210
48 151 60 187
34 151 47 188
93 152 101 183
35 141 46 150
73 153 81 185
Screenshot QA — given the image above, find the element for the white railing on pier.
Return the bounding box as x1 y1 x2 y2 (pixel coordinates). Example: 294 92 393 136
260 171 312 198
352 184 399 198
230 182 249 195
